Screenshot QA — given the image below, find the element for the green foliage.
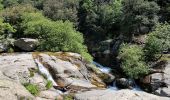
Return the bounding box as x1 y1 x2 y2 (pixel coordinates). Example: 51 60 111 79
2 0 18 8
0 4 37 38
45 80 52 89
63 95 74 100
122 0 160 34
43 0 79 25
1 0 44 9
24 83 39 96
79 0 123 41
144 23 170 61
21 12 92 62
0 0 3 10
119 44 149 79
0 18 15 39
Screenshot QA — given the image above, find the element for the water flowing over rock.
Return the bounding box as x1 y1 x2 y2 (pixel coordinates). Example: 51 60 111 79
0 52 169 99
34 52 106 89
34 59 58 86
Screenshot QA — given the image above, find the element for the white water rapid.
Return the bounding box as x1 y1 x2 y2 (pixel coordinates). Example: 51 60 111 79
35 59 58 86
93 61 142 91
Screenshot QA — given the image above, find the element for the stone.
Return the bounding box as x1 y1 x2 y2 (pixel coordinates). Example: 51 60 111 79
0 79 34 100
14 38 38 51
39 89 62 100
0 42 9 52
115 78 134 89
74 89 170 100
152 60 170 97
38 53 96 88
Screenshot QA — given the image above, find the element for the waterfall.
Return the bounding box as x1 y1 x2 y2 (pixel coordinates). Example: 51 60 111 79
93 61 142 91
35 59 58 86
93 61 111 73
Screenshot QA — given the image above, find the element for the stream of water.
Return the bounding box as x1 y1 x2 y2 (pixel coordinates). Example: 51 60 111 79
93 61 142 91
35 59 58 86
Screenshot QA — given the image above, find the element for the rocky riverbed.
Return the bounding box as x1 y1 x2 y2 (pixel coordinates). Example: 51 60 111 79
0 52 169 100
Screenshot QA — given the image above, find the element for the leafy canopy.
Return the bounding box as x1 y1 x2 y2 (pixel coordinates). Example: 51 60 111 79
21 12 92 62
144 23 170 61
119 44 149 79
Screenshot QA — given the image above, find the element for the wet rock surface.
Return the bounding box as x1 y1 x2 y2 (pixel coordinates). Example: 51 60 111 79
0 52 169 100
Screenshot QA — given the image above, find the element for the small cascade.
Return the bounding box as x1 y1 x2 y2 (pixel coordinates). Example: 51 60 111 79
108 81 118 91
35 59 58 86
93 61 142 91
93 61 111 73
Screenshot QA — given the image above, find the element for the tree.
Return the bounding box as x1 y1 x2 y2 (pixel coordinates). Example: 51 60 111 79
118 44 149 79
43 0 79 25
122 0 160 36
21 12 92 61
144 23 170 61
78 0 122 41
0 4 37 38
150 0 170 22
0 18 15 39
2 0 18 8
0 0 3 10
2 0 44 9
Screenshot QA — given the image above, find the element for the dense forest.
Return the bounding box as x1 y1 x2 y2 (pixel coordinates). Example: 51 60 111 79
0 0 170 94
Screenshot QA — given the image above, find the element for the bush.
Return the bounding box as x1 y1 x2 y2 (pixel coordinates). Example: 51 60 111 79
21 12 92 62
119 44 149 79
45 80 53 89
24 83 39 96
144 23 170 61
0 4 37 38
0 18 15 41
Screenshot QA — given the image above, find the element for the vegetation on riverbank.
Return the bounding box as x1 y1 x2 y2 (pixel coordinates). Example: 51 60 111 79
0 0 169 81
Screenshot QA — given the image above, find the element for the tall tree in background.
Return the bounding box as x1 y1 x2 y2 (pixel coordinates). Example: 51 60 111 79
78 0 122 41
0 0 3 10
2 0 44 9
43 0 79 25
150 0 170 22
121 0 160 38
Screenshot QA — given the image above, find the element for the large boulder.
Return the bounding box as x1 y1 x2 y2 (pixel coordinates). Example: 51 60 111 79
14 38 38 51
153 60 170 97
115 78 134 89
74 89 169 100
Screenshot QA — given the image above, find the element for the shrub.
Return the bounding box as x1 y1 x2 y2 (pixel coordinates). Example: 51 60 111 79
45 80 53 89
144 23 170 61
0 4 37 38
63 95 74 100
118 44 149 79
0 18 15 38
24 83 39 96
21 12 92 62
